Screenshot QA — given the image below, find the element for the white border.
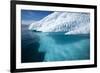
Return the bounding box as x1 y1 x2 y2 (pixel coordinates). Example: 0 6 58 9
16 4 95 69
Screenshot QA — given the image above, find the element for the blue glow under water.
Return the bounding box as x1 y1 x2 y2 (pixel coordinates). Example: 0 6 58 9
21 25 90 63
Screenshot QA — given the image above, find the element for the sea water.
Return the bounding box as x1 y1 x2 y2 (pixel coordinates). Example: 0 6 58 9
21 25 90 63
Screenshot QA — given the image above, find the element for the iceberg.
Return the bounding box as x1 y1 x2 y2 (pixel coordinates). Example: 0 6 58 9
29 12 90 34
65 23 90 35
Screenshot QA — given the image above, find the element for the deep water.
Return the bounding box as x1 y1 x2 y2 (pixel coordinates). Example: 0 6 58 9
21 25 90 63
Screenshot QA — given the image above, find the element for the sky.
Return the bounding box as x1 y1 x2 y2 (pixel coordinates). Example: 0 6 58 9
21 10 53 24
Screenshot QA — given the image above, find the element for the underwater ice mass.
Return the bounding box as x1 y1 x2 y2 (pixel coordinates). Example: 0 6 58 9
21 11 90 62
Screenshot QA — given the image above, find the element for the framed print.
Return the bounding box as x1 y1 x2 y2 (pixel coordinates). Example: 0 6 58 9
10 0 97 72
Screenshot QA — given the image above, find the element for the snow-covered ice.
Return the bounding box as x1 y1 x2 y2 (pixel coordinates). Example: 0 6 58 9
29 12 90 35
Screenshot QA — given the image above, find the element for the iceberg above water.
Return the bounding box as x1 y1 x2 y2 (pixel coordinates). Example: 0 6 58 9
65 23 90 35
29 12 90 35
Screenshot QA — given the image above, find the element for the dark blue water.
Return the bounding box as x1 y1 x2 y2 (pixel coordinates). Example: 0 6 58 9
21 25 90 63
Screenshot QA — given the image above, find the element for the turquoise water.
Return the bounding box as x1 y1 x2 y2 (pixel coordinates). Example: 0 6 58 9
21 25 90 63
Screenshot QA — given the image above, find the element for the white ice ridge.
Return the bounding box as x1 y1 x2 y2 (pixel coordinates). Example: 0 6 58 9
29 12 90 34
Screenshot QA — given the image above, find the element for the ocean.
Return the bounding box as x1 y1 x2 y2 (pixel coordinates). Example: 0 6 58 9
21 25 90 63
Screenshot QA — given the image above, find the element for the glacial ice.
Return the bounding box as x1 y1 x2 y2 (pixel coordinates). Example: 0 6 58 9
29 12 90 35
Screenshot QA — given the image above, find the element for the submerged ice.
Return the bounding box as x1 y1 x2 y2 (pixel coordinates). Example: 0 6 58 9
29 12 90 35
34 32 90 61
